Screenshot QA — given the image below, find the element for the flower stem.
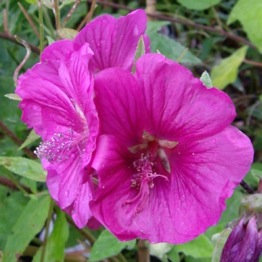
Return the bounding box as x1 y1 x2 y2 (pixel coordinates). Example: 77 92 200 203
137 239 150 262
53 0 61 31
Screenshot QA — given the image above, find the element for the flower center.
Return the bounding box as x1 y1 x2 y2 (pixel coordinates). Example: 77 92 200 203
35 128 88 163
124 132 177 213
125 153 168 213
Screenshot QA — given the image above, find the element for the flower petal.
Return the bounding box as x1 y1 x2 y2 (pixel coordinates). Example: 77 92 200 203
75 10 148 72
72 179 95 228
135 54 236 141
46 153 83 208
17 42 99 210
17 42 96 142
91 127 253 243
95 68 144 146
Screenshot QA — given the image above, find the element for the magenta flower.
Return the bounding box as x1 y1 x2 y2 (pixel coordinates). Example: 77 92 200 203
90 54 254 243
221 217 262 262
75 9 149 72
16 40 99 227
15 9 148 228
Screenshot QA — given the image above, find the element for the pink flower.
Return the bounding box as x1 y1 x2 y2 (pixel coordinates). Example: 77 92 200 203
16 40 99 227
16 9 148 228
90 54 254 243
75 9 149 72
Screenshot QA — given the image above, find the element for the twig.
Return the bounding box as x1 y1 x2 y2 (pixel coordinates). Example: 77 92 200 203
240 180 255 194
0 32 40 54
13 35 31 84
145 0 156 20
0 120 36 159
38 0 44 52
77 0 97 30
3 8 9 33
52 0 61 31
89 0 257 50
0 176 32 193
0 176 20 190
244 59 262 68
137 240 150 262
211 7 223 30
62 0 81 28
18 2 40 39
65 214 96 244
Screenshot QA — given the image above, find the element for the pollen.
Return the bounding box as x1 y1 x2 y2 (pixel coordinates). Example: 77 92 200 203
34 128 87 163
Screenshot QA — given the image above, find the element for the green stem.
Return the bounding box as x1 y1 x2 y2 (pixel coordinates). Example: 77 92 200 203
65 213 96 244
38 0 44 52
40 200 54 262
53 0 61 31
43 8 55 39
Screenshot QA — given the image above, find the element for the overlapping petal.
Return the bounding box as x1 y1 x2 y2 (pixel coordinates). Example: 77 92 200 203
91 127 253 243
16 41 99 221
75 9 149 72
94 68 145 146
91 59 253 243
135 54 236 142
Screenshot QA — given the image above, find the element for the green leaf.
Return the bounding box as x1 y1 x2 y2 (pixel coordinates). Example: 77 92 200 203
174 234 214 258
177 0 220 10
3 194 51 262
25 0 37 3
167 247 180 262
0 157 46 182
211 228 232 262
244 162 262 188
148 32 202 66
134 37 146 62
33 209 69 262
146 21 170 34
228 0 262 53
200 71 213 88
211 46 248 89
219 189 242 224
19 130 40 150
0 188 28 249
89 230 136 262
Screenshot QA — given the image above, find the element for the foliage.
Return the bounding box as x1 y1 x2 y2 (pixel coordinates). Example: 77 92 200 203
0 0 261 261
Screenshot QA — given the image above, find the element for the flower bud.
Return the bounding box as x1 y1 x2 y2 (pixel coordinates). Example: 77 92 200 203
221 217 262 262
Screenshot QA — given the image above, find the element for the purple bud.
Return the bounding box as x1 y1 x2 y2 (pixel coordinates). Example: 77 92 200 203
221 217 262 262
